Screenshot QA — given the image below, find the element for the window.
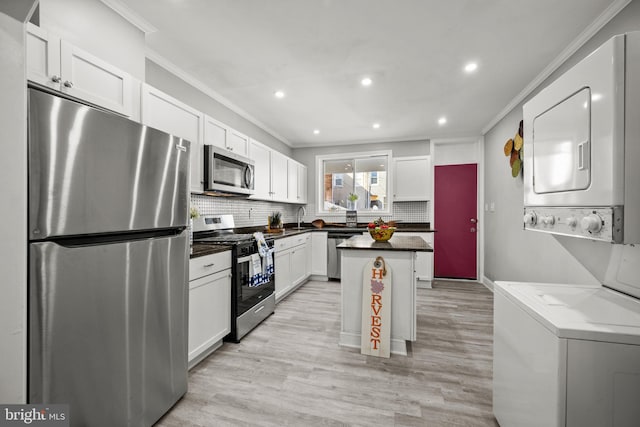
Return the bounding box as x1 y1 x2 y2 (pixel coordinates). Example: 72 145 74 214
370 171 378 185
316 151 392 214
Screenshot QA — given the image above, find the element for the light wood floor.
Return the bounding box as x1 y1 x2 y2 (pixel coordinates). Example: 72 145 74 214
156 280 499 427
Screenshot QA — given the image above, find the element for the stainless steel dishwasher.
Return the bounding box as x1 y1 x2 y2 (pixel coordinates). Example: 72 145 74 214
327 232 360 279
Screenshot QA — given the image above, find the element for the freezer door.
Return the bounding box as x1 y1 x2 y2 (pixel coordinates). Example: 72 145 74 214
29 233 188 427
28 88 190 239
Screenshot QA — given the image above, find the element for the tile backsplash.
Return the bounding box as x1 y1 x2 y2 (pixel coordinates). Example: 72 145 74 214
191 194 429 227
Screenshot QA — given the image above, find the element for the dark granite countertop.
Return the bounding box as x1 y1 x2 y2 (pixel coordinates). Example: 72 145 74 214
337 235 433 252
190 243 232 259
235 222 435 239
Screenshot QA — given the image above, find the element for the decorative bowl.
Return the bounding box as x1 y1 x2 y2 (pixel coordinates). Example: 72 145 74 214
369 227 396 242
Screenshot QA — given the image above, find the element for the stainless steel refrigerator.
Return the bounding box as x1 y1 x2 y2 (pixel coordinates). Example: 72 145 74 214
28 88 190 427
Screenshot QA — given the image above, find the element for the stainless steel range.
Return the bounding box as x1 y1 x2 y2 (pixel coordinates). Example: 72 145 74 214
193 215 275 342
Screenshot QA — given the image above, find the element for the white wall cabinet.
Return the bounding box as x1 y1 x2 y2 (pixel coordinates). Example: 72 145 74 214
227 129 250 156
188 251 232 369
287 160 308 204
271 150 289 201
141 83 204 193
274 233 311 302
393 156 432 201
249 139 290 202
249 139 272 199
297 164 308 203
26 23 133 117
204 115 249 157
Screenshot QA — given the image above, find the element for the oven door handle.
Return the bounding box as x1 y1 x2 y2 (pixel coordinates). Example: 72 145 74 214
237 255 255 264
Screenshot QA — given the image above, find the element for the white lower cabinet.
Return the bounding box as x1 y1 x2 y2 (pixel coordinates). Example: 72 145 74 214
311 232 328 276
188 251 231 369
274 233 311 302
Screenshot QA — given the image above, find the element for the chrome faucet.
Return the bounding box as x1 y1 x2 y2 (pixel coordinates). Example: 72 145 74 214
297 206 307 229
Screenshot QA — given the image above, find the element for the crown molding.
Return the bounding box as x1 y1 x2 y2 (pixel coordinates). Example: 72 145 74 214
145 48 292 147
99 0 157 34
481 0 632 135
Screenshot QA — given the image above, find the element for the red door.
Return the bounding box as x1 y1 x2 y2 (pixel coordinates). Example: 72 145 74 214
434 164 477 279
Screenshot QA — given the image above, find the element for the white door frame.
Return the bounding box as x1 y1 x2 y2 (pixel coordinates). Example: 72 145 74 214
431 137 485 282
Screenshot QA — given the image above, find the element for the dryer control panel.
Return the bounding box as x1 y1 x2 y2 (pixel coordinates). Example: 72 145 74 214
523 206 623 243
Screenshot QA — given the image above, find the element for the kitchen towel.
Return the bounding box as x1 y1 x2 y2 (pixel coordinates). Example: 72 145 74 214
252 232 274 286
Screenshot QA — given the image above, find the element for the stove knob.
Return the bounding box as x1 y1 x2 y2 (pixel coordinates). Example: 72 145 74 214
566 217 578 227
581 214 603 233
523 212 537 226
542 216 555 226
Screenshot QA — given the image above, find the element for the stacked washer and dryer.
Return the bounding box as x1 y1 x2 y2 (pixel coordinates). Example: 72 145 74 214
493 33 640 427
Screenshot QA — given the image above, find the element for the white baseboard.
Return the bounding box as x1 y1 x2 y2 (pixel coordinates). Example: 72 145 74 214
416 279 432 289
339 332 408 356
481 276 495 292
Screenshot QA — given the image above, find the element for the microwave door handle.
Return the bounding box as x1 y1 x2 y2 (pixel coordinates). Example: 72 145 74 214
244 165 254 189
578 140 589 170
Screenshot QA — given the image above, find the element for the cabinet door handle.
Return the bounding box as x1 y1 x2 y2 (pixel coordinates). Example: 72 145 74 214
51 75 61 83
203 263 215 267
63 80 74 88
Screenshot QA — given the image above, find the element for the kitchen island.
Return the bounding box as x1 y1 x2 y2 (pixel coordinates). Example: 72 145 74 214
337 235 433 355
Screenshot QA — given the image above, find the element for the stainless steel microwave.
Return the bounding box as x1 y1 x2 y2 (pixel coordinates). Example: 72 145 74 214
204 145 255 195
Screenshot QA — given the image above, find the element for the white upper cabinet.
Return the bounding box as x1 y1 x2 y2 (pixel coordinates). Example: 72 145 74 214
270 149 289 202
287 159 299 203
26 23 61 91
227 129 249 157
203 115 228 150
297 163 308 204
26 24 133 117
141 83 204 193
287 159 308 204
249 139 290 202
393 156 432 201
249 139 272 200
204 116 249 157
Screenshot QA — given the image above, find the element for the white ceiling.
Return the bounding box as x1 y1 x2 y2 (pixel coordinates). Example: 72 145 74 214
116 0 620 147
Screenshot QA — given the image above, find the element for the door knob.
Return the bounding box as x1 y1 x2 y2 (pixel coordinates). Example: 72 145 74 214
470 218 477 223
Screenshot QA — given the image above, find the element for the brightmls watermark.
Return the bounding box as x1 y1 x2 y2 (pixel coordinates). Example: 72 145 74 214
0 405 68 426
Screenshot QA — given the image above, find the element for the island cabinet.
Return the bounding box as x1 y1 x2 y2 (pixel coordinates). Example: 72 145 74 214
274 233 311 302
188 250 232 369
337 235 433 355
394 232 434 287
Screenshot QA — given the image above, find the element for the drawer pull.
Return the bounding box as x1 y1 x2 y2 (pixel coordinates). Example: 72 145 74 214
203 263 215 268
254 305 265 314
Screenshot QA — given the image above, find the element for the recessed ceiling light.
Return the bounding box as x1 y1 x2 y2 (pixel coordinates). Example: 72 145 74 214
438 117 447 125
274 90 285 99
372 123 380 129
313 129 320 135
464 62 478 73
361 77 373 87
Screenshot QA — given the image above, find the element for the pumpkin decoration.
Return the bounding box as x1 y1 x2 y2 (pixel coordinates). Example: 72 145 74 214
504 120 524 177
